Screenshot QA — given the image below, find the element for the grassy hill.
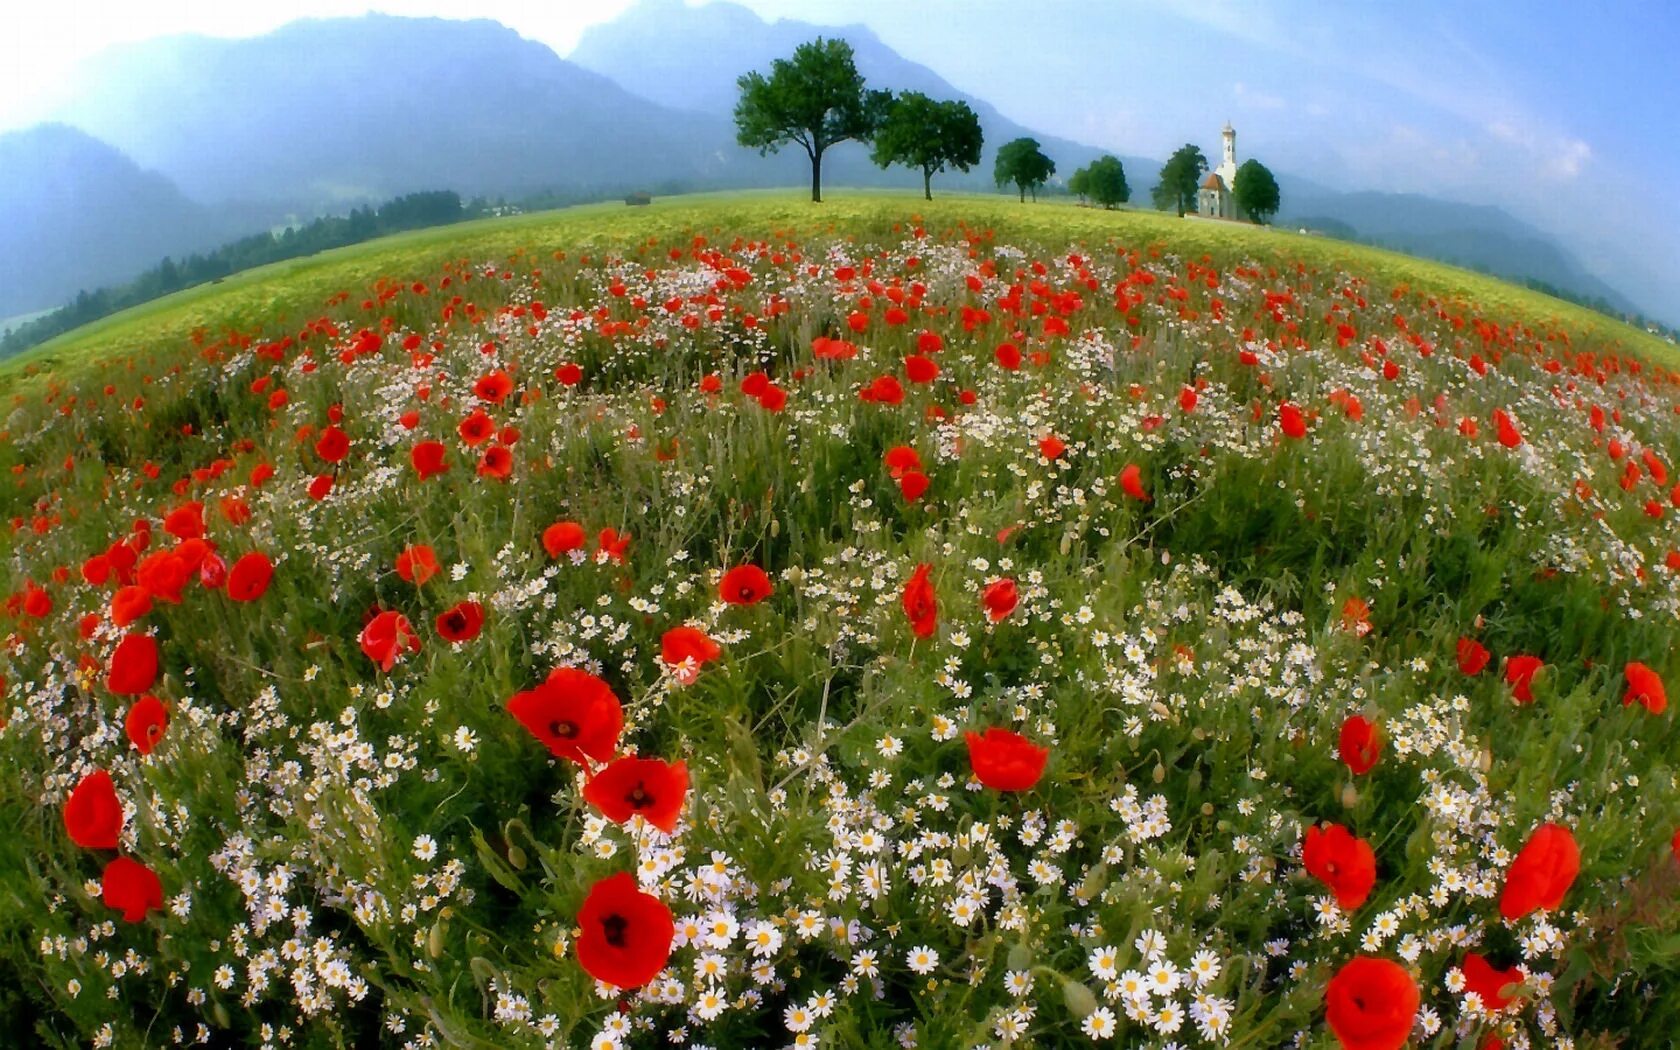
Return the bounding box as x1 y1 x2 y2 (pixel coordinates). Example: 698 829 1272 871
3 190 1679 1047
7 191 1673 390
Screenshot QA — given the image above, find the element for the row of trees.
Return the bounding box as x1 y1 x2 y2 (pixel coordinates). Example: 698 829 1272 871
733 37 1281 222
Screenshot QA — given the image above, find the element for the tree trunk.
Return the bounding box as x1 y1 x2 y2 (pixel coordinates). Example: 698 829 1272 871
1018 182 1025 203
923 168 932 201
811 148 823 203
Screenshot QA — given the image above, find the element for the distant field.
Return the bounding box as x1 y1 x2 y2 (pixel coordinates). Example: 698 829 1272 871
6 188 1674 389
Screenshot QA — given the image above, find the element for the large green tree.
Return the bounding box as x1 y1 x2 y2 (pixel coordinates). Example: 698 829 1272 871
994 138 1056 202
734 38 891 203
1232 158 1281 224
1067 166 1091 204
1086 154 1130 209
870 92 983 200
1151 144 1208 216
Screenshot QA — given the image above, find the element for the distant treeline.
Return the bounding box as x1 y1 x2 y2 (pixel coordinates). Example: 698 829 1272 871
0 191 474 358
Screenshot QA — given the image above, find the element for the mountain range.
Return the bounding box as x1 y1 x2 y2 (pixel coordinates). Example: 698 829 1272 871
0 1 1653 325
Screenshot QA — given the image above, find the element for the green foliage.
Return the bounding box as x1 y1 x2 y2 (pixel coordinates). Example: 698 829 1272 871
869 91 983 200
733 37 891 203
1152 144 1208 216
1067 166 1090 203
993 137 1056 202
1084 154 1130 209
1233 158 1281 224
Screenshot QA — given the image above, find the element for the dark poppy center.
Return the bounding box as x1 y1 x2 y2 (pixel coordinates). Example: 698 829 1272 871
602 913 629 948
444 611 465 632
549 720 578 739
626 783 652 809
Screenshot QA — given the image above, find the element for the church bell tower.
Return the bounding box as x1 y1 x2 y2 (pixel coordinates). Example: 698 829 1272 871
1221 121 1236 173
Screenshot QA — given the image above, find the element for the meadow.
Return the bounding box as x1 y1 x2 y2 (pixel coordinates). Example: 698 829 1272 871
2 191 1678 1049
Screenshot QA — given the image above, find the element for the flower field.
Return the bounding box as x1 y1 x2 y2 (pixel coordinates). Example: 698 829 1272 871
3 195 1680 1049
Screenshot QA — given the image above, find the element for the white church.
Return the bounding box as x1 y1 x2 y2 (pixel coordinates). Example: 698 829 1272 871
1196 122 1245 220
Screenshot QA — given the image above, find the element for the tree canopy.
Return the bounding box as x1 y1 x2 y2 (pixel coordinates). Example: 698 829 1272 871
994 138 1056 203
1084 155 1130 209
1233 158 1282 224
1067 167 1090 204
734 38 891 203
870 92 983 200
1151 144 1208 216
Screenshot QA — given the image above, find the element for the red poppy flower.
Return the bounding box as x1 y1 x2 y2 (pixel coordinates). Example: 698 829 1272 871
1493 408 1523 449
994 342 1022 370
575 871 675 989
307 473 334 501
107 633 159 695
436 600 485 643
506 667 623 766
360 610 420 671
1038 434 1067 460
198 550 227 589
1457 637 1491 676
583 756 690 832
162 502 204 540
904 355 939 384
902 562 938 638
1460 952 1523 1011
1499 822 1579 920
883 446 922 479
555 362 583 386
1325 956 1418 1050
756 383 788 412
1503 655 1543 704
859 375 904 404
64 769 123 849
478 446 513 479
411 441 449 480
1279 402 1308 439
1119 463 1150 502
1178 385 1198 413
125 694 169 754
543 520 587 558
1338 715 1382 775
315 425 350 463
720 564 773 605
101 856 164 923
110 585 152 627
741 371 770 398
596 528 631 564
965 727 1049 791
917 330 944 354
458 409 494 446
226 552 274 602
137 549 190 604
395 544 440 585
898 470 930 502
981 578 1018 622
1303 823 1377 910
474 370 514 403
660 626 721 684
1623 662 1667 714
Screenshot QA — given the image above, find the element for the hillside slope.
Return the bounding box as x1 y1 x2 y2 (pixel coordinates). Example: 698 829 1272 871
0 124 234 316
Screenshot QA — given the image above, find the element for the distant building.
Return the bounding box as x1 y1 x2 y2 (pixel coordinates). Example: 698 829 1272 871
1196 122 1244 220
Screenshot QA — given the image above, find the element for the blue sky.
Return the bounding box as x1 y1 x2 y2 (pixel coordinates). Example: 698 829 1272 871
5 0 1677 321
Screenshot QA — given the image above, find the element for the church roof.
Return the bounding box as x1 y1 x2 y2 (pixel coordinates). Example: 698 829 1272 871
1201 172 1226 191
